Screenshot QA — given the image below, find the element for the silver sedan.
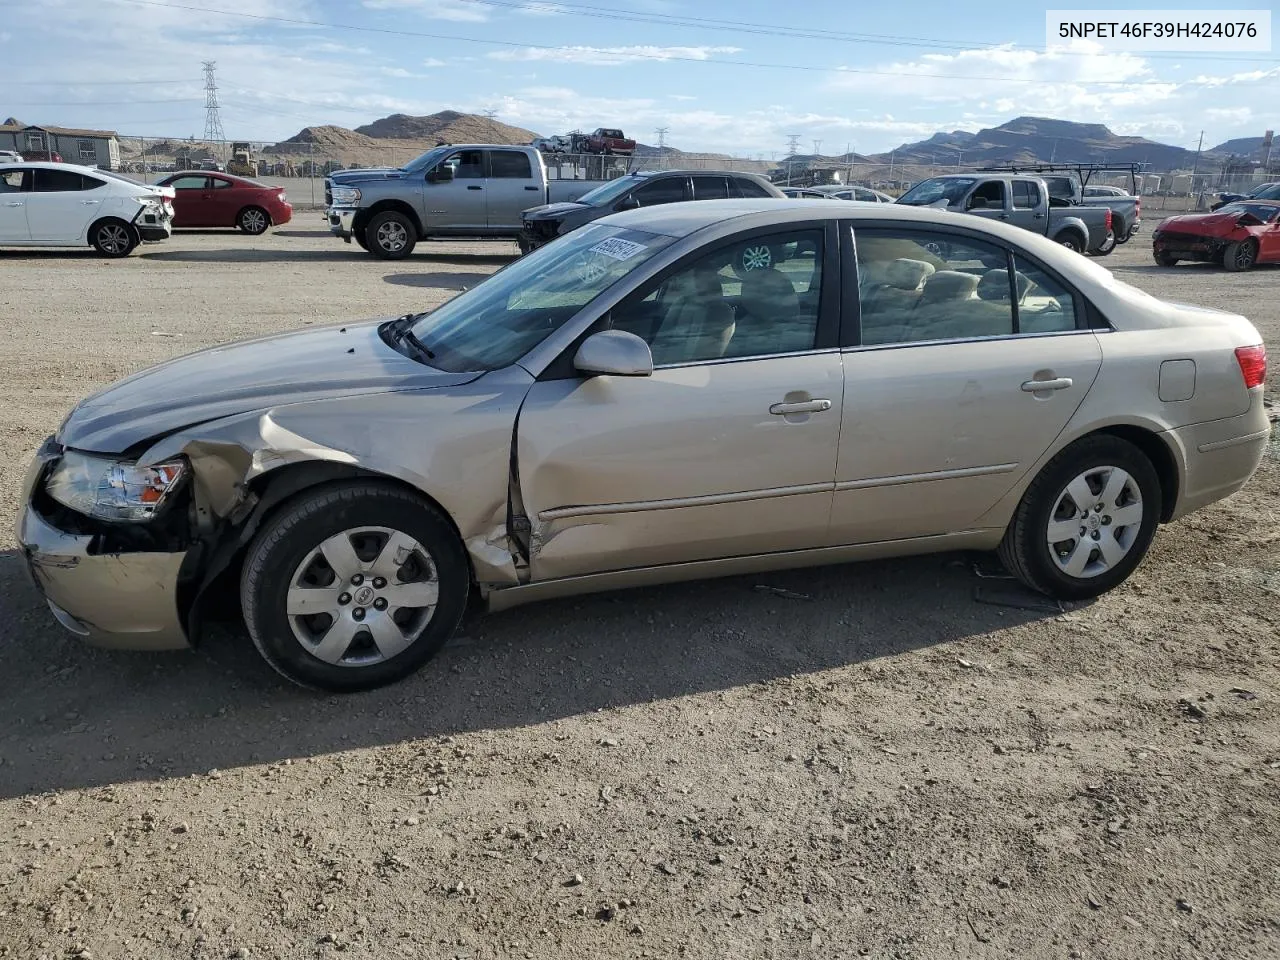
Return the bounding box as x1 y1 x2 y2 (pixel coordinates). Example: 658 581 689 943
17 201 1270 691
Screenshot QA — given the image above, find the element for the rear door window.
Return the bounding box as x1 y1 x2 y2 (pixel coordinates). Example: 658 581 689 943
489 150 533 179
33 169 96 192
691 176 730 200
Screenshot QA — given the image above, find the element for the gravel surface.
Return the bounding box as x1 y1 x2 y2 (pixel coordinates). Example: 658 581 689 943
0 230 1277 960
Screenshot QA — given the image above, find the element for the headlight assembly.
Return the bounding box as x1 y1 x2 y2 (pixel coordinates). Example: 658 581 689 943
45 452 187 522
330 185 361 205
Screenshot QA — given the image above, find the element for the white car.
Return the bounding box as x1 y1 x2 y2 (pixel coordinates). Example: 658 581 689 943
0 161 175 257
0 150 22 164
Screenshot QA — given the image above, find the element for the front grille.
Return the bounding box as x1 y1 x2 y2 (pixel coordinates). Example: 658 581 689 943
324 182 332 207
1156 231 1217 245
525 219 560 242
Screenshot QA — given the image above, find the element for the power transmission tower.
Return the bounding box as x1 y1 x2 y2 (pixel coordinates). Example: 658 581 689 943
785 134 801 185
202 61 225 152
655 127 668 150
812 139 823 158
481 109 498 119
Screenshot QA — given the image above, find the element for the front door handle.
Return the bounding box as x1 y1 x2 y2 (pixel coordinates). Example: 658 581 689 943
3 201 22 207
1021 377 1073 392
467 185 483 191
81 199 100 205
770 398 832 415
524 185 540 191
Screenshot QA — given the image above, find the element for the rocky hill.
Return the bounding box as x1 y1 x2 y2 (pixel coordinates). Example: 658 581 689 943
1210 135 1270 159
872 116 1205 169
353 110 536 145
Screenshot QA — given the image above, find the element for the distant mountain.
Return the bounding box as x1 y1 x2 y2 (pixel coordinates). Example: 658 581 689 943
873 116 1205 169
353 111 536 145
1210 135 1270 158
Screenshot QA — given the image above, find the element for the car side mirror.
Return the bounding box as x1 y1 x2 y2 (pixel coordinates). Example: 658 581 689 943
427 165 454 183
615 195 640 211
573 330 653 378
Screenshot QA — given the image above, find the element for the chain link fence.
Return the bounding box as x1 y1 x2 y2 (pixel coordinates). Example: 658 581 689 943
112 135 1277 213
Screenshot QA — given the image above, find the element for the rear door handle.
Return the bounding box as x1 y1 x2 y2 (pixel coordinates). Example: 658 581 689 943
524 185 540 191
467 185 483 191
1021 377 1073 392
81 199 100 205
770 399 832 415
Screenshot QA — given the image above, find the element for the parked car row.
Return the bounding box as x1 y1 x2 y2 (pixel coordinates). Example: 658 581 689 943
0 160 293 256
781 185 896 203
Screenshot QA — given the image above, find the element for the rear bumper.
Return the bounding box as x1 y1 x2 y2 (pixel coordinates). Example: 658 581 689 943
1166 392 1272 520
133 209 173 242
271 202 293 226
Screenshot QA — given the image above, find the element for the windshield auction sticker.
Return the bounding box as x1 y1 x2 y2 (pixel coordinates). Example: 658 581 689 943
1046 10 1271 51
589 237 648 262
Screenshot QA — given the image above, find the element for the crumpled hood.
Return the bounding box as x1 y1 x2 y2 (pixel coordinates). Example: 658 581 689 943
1159 212 1248 232
59 320 480 454
522 201 591 221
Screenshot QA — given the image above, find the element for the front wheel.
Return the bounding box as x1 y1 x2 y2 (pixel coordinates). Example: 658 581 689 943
237 206 270 235
998 435 1161 601
90 219 138 258
365 211 417 260
1154 250 1178 267
1222 239 1258 272
240 482 470 691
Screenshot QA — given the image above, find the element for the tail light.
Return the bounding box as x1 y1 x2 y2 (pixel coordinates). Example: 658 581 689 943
1235 344 1267 389
1135 197 1141 216
1104 208 1112 230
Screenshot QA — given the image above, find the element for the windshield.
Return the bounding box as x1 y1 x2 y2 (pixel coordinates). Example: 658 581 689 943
572 175 646 207
402 146 452 174
1249 183 1280 200
1217 202 1280 222
897 177 975 206
408 224 675 372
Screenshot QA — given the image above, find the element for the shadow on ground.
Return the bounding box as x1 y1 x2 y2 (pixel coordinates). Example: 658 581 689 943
383 271 491 290
0 546 1064 798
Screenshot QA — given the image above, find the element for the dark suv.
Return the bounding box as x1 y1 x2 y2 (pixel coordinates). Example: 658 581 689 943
519 169 785 253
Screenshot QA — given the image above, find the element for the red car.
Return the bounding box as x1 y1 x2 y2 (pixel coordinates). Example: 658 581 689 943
154 171 292 234
1152 200 1280 272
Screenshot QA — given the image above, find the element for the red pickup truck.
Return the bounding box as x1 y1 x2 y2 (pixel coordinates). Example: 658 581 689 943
581 128 636 156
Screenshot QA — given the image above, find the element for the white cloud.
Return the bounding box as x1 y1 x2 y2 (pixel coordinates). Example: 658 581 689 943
422 58 447 67
1204 107 1253 124
669 94 697 102
517 2 566 14
488 45 742 66
361 0 488 21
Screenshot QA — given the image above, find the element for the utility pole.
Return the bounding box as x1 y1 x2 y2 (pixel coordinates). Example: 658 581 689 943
202 61 225 158
1191 130 1205 209
785 134 801 185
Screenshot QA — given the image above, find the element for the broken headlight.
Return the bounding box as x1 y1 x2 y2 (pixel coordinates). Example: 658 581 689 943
45 452 187 522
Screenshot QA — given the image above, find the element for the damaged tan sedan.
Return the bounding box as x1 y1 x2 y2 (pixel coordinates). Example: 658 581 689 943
18 201 1271 691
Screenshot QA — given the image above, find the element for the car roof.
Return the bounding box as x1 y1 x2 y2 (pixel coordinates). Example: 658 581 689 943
4 160 107 173
1222 198 1280 207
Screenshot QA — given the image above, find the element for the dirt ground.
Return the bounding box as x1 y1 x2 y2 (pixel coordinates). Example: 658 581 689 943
0 227 1277 960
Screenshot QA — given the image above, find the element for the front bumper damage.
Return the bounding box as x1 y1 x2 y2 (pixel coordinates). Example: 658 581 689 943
1152 230 1227 264
15 439 190 650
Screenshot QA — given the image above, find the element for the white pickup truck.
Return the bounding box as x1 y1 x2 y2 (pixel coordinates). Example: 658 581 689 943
325 144 609 259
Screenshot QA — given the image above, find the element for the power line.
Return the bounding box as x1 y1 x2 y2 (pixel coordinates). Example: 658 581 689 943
452 0 1280 63
4 98 204 106
6 78 197 86
107 0 1275 84
202 60 225 145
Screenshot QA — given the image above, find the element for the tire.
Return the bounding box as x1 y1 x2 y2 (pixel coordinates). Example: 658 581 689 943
1154 250 1178 267
1222 239 1258 272
1115 221 1133 244
240 481 469 692
1092 230 1116 256
1054 231 1085 254
89 219 138 258
998 435 1162 602
237 206 270 235
365 210 417 260
353 232 369 251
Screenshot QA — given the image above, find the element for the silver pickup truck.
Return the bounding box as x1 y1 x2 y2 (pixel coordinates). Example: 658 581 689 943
325 144 608 259
896 174 1113 255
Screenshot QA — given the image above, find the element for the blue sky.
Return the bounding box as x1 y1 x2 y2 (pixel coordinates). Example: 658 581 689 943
2 0 1276 154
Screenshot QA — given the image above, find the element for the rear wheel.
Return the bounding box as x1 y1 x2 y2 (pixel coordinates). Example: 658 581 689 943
240 481 469 692
1055 231 1085 254
1222 239 1258 272
1092 229 1117 256
237 206 270 235
1115 221 1133 244
90 219 138 258
1153 250 1178 267
998 435 1161 601
365 210 416 260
